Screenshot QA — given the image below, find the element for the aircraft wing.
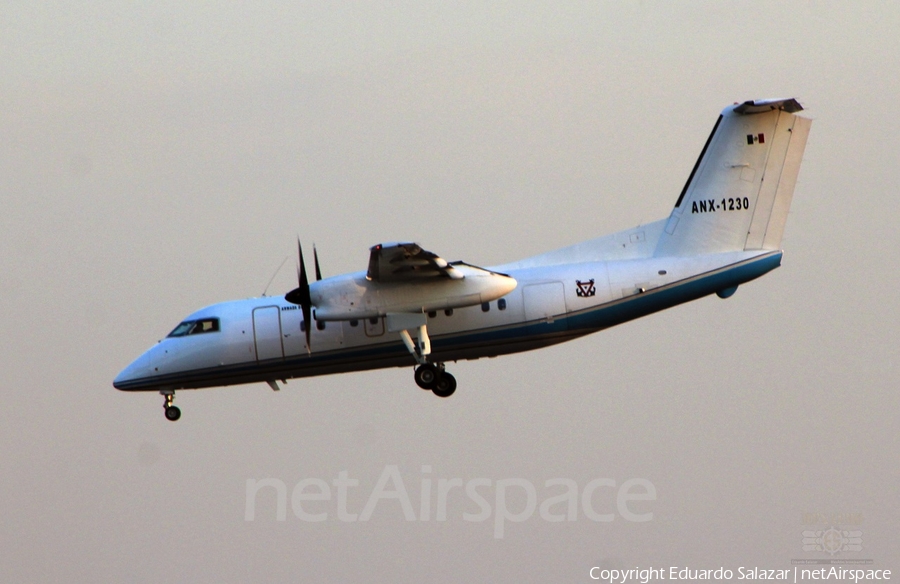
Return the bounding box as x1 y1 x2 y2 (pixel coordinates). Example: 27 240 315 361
366 243 464 282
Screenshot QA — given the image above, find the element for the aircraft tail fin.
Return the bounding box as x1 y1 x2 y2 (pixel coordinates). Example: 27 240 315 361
653 98 811 257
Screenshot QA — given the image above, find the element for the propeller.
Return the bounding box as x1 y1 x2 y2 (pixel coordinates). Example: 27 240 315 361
285 240 313 351
313 244 323 281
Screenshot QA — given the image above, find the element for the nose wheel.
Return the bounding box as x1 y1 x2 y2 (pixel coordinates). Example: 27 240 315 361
161 390 181 421
414 364 457 398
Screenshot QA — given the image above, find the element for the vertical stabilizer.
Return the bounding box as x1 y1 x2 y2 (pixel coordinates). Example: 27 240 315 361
654 99 811 257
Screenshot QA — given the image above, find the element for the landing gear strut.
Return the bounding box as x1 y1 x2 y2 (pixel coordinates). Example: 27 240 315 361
390 317 458 398
161 389 181 421
414 363 457 398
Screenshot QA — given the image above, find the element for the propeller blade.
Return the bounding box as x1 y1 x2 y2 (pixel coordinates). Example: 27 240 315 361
313 244 323 281
301 303 311 352
284 240 313 351
298 240 310 303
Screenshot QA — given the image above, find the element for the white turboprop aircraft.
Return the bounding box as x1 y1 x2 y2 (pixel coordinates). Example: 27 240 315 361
115 98 811 421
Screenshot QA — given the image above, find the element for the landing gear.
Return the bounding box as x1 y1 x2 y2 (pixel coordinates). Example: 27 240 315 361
414 364 439 389
395 320 457 398
161 390 181 422
432 372 457 398
414 364 457 397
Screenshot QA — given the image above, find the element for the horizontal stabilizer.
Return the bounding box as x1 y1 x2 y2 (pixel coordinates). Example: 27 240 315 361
733 98 803 115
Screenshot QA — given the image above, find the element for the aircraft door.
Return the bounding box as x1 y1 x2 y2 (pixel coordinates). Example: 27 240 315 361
523 282 568 323
252 306 284 361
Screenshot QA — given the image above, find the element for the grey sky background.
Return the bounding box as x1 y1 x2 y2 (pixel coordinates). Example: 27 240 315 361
1 2 898 582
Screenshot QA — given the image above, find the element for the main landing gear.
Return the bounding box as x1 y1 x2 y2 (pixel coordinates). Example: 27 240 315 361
392 317 457 398
161 389 181 421
414 363 457 398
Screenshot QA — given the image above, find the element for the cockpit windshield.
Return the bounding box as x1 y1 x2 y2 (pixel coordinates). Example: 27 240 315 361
167 318 220 338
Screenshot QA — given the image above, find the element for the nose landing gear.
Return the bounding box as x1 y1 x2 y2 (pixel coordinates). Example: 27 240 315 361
161 389 181 421
414 363 457 398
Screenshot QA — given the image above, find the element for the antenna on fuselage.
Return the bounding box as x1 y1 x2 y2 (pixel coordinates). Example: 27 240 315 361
261 255 290 297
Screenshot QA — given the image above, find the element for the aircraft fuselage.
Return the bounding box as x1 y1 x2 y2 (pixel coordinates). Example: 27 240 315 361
114 250 781 393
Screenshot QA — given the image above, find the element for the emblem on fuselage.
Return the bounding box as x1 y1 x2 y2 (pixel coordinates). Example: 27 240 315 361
575 279 596 298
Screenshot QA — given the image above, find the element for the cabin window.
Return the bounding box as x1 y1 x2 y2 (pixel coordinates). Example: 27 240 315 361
369 317 378 325
444 309 453 316
350 319 359 327
427 310 437 318
167 318 220 337
316 320 326 330
498 298 507 310
481 302 490 312
300 321 306 332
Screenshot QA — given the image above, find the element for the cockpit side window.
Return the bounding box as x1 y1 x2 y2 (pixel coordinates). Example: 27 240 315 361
196 319 219 333
167 318 220 337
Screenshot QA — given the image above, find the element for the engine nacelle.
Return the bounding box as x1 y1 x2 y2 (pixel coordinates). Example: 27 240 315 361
311 265 517 321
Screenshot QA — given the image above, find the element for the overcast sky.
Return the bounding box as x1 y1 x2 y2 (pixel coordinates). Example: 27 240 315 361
1 2 898 582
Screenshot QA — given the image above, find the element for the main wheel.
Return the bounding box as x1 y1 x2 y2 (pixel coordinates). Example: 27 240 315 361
414 364 438 389
432 373 457 398
165 405 182 421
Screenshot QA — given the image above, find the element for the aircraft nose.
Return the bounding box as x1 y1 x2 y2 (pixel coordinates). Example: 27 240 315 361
113 351 151 390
